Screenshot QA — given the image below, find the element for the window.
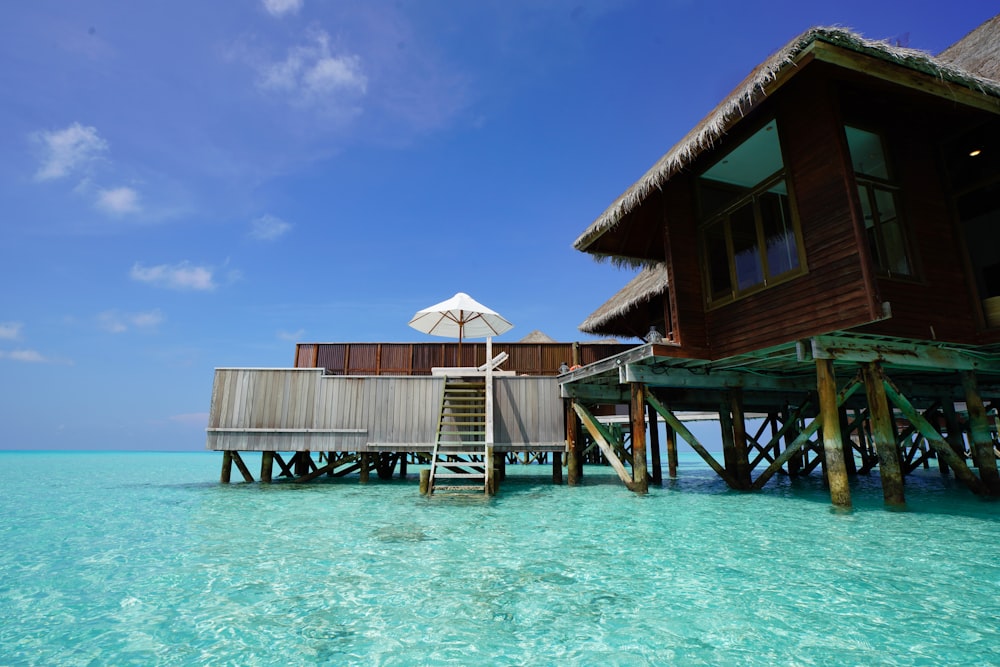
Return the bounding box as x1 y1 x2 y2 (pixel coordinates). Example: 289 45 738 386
697 120 804 305
845 126 912 277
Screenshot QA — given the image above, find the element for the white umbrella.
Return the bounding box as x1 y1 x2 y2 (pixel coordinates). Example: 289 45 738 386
408 292 513 350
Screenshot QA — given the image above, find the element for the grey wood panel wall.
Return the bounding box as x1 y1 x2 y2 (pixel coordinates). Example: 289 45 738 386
206 369 565 452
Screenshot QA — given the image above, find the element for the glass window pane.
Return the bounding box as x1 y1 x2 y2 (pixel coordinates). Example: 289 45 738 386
759 185 799 277
845 126 889 179
731 203 763 291
874 188 910 275
858 184 883 266
705 221 731 300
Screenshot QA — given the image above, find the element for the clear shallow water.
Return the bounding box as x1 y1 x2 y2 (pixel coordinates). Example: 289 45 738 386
1 452 999 666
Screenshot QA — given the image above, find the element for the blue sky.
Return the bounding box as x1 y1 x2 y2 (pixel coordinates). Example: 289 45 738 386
1 1 994 451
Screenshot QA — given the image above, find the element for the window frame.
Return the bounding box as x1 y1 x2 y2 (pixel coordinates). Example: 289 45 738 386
696 122 807 308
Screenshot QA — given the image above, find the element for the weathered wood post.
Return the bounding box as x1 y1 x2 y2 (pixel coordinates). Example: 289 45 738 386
552 451 563 484
664 415 678 479
419 468 430 495
862 363 904 506
648 403 662 485
630 383 649 494
816 359 852 508
719 398 737 479
961 371 1000 495
261 451 274 484
359 452 370 484
399 454 408 479
731 390 751 489
939 398 966 477
783 404 802 477
566 399 581 486
220 451 233 484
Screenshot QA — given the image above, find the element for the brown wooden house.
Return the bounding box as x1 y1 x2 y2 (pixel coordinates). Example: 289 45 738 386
561 19 1000 506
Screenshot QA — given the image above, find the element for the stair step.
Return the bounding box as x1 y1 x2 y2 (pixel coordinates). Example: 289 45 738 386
433 485 486 492
434 472 485 478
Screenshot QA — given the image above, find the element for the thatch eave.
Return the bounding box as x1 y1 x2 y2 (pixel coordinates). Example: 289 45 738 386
579 264 670 335
573 25 1000 256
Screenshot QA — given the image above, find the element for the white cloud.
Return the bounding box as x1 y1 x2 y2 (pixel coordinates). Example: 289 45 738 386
0 349 51 363
130 262 216 291
96 186 141 215
249 214 292 241
33 122 108 181
277 329 305 342
169 412 209 427
98 309 164 333
257 30 367 106
0 322 22 340
262 0 302 17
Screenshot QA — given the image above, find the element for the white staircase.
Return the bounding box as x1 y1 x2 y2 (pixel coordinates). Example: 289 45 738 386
427 378 489 495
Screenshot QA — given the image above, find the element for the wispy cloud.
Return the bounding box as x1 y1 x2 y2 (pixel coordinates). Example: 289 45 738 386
249 214 292 241
262 0 302 17
96 186 141 215
131 262 216 291
0 349 54 363
33 122 108 181
277 329 305 341
0 322 22 340
98 309 164 333
169 412 209 427
256 30 367 109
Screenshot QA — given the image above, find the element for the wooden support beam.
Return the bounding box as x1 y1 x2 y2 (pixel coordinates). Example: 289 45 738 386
552 451 563 485
261 451 274 483
939 397 967 477
816 359 851 508
665 419 678 479
719 398 737 477
622 363 815 393
273 452 293 478
881 372 988 496
561 383 630 403
359 452 370 484
961 371 1000 495
231 451 254 483
572 402 635 490
294 461 337 483
839 408 857 476
731 390 751 489
220 450 233 484
862 363 905 506
566 400 580 486
630 383 649 494
810 335 1000 373
645 391 739 488
648 403 662 485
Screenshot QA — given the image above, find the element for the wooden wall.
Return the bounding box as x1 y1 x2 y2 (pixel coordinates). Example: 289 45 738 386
206 368 565 452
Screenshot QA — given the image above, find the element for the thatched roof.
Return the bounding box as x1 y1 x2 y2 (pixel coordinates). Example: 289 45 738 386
518 329 556 343
938 14 1000 81
579 264 669 335
574 26 1000 257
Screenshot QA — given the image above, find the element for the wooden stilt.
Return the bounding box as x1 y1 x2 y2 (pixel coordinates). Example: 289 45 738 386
720 398 737 475
665 420 678 479
961 371 1000 495
294 451 310 476
730 390 751 489
359 452 370 484
816 359 852 508
566 400 581 487
261 451 274 483
648 403 662 485
862 362 905 506
552 451 563 485
784 404 802 477
399 455 408 479
419 468 430 495
220 451 233 484
839 408 857 476
231 451 254 483
940 398 966 477
630 383 649 494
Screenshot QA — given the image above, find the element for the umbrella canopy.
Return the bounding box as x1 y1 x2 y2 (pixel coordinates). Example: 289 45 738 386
408 292 513 346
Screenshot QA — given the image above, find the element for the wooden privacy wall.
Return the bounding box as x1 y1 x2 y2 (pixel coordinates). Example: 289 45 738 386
295 342 634 375
206 369 566 452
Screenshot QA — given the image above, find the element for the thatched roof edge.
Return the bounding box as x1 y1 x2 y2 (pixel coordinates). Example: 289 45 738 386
579 264 670 334
573 26 1000 254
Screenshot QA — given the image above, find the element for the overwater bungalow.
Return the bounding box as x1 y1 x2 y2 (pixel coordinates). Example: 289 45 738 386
563 16 1000 506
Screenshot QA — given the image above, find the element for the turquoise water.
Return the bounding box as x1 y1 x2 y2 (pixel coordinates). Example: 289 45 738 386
1 452 999 666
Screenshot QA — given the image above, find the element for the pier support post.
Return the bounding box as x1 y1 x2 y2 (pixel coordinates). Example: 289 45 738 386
630 383 649 494
784 404 802 477
648 403 662 485
220 451 233 484
665 419 678 479
720 398 736 476
261 451 274 483
359 453 370 484
552 451 563 484
419 468 430 495
399 455 408 479
816 359 852 508
566 400 581 486
939 398 966 477
731 390 751 489
862 363 905 506
839 408 857 476
961 371 1000 495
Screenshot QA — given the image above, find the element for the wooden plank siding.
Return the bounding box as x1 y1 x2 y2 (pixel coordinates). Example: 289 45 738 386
295 342 634 376
206 369 566 452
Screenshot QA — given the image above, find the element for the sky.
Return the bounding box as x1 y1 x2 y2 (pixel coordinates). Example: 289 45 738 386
1 0 995 451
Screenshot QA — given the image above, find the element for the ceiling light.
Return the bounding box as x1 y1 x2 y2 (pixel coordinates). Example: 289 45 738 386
969 149 982 157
